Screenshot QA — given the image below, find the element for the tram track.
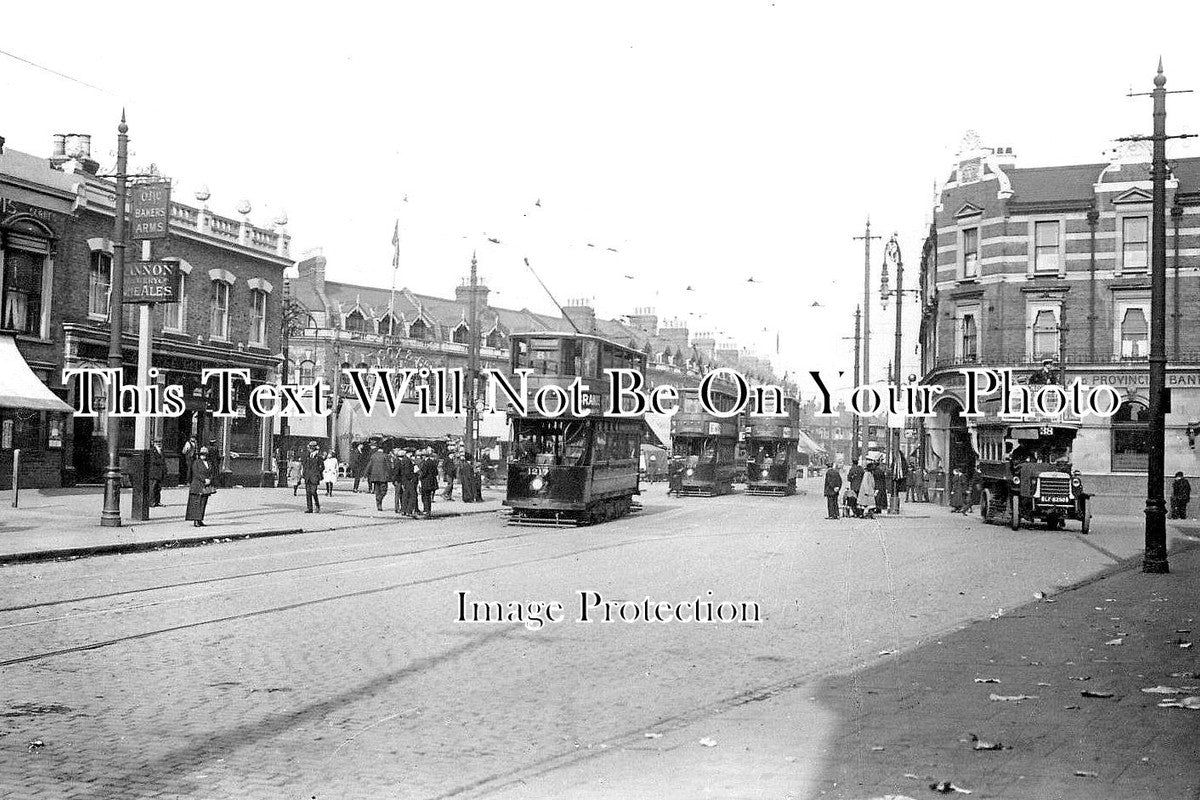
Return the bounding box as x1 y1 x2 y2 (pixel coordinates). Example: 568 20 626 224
0 527 543 614
0 523 696 668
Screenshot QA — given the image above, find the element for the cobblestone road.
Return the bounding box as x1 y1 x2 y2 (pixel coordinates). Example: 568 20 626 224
0 483 1167 798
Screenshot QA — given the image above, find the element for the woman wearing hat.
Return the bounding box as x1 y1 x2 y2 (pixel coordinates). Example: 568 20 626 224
186 446 217 526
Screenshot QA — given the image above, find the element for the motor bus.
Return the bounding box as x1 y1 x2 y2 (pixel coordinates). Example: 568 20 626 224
973 419 1092 534
504 332 646 525
670 383 740 497
744 396 799 496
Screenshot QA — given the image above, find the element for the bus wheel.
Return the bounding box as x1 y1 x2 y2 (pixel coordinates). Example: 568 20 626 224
981 489 992 522
1009 494 1021 531
1080 501 1092 535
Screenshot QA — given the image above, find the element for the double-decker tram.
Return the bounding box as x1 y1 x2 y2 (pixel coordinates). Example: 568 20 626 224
504 332 647 526
744 396 800 496
670 382 740 497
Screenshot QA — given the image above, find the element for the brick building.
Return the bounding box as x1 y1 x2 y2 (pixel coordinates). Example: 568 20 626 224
283 251 792 459
918 132 1200 507
0 134 292 488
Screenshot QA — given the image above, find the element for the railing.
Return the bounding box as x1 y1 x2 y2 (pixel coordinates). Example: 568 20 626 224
928 350 1200 371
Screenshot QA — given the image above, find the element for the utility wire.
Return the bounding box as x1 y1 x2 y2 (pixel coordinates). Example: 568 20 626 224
0 47 113 95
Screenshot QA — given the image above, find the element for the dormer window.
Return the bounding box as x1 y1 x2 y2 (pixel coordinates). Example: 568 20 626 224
452 323 469 344
485 329 503 348
378 313 398 336
409 318 429 340
345 309 368 333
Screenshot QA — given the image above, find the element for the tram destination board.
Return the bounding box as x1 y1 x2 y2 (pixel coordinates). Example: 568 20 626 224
122 260 179 304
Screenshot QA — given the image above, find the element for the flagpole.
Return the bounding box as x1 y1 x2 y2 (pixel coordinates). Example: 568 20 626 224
389 218 399 325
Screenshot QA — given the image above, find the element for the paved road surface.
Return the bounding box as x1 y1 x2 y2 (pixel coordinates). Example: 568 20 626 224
0 483 1155 798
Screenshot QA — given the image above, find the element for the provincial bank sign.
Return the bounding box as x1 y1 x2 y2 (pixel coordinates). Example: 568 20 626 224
1079 372 1200 388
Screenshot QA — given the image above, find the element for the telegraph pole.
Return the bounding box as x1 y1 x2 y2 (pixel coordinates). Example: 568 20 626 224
843 306 861 463
465 252 480 457
100 112 129 527
853 219 880 464
1123 60 1195 574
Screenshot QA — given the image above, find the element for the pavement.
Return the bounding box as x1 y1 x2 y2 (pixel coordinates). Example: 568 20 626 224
0 480 503 564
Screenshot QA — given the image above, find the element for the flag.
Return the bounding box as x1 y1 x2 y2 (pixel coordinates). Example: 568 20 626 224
391 219 400 270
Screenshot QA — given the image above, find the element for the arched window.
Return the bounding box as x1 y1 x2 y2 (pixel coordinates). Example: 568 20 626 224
298 360 315 385
1112 400 1149 473
409 318 429 340
378 313 398 336
345 309 367 333
1120 308 1149 359
452 323 469 344
1032 310 1057 359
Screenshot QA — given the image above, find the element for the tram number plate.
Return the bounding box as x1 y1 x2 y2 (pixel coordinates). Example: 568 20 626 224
525 466 550 476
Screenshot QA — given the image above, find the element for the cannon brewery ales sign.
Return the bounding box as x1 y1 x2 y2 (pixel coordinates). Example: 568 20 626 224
130 181 171 239
123 260 179 303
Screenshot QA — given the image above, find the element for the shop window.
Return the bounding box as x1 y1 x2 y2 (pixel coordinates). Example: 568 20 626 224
88 251 112 319
0 409 45 450
3 250 45 336
1120 308 1149 359
1112 401 1149 472
210 280 230 340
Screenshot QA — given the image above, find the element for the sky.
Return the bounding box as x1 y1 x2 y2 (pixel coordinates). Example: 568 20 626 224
3 1 1200 397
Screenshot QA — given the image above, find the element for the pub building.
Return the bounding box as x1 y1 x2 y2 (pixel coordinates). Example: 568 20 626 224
0 133 292 489
918 132 1200 513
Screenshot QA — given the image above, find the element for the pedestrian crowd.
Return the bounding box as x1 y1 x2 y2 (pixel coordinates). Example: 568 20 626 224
175 438 490 527
822 455 937 519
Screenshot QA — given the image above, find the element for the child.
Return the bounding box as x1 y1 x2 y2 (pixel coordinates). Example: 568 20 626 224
323 452 340 497
288 453 303 496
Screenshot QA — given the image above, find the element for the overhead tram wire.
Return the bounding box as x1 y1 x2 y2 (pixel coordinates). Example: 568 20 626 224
0 47 115 95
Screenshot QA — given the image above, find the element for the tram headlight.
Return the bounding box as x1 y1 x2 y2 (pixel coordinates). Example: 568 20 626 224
686 468 694 477
530 477 545 492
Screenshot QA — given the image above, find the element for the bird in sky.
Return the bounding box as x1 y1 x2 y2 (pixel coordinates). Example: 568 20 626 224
606 247 619 253
685 285 694 291
586 243 596 248
534 199 541 207
747 276 758 283
624 274 635 279
811 301 822 307
487 237 501 245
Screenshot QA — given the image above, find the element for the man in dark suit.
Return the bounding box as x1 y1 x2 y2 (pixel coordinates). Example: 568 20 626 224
301 441 325 513
365 445 393 511
149 438 167 507
823 462 843 519
418 448 440 517
396 449 418 516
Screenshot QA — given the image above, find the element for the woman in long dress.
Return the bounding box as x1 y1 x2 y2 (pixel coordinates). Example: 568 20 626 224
186 447 217 527
859 466 877 517
323 452 340 497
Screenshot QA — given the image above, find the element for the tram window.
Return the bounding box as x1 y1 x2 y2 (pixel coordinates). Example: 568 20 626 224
530 339 561 375
581 340 599 378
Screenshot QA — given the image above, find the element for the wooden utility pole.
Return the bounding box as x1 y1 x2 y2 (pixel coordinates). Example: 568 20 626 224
853 220 880 464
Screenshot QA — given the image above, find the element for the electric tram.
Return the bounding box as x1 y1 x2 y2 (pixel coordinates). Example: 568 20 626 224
744 396 800 496
503 332 647 526
670 382 740 497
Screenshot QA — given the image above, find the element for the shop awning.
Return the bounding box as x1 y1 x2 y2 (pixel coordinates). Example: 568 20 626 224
0 335 73 412
344 400 464 441
644 412 671 448
796 430 825 456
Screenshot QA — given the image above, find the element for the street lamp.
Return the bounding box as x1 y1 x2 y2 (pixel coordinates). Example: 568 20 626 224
879 234 919 514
